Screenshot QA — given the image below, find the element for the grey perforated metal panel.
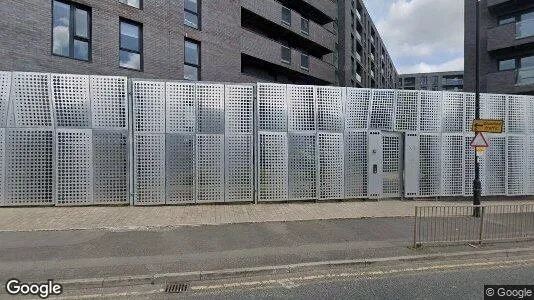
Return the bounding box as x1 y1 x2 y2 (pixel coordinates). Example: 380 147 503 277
91 76 127 129
226 85 254 134
529 97 534 133
0 72 11 127
344 130 367 198
5 129 53 206
367 131 383 198
317 87 343 132
258 132 288 201
319 133 344 199
257 84 287 132
507 95 527 134
442 92 464 133
133 81 165 133
196 134 225 203
51 74 90 128
225 134 253 202
166 82 195 134
0 129 4 206
166 134 195 204
93 130 129 204
134 134 165 205
345 88 370 130
440 134 464 196
404 133 420 197
464 93 475 133
196 83 224 134
419 134 441 197
484 135 506 196
395 90 419 132
481 94 506 132
288 85 315 132
288 133 316 200
419 91 442 132
369 90 395 131
528 136 534 195
506 135 527 196
382 132 402 198
55 129 93 205
10 72 53 128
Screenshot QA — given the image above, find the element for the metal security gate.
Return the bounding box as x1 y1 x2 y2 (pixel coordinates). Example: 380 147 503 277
382 131 403 198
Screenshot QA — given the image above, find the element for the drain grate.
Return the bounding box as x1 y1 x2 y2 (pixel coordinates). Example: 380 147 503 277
165 282 189 293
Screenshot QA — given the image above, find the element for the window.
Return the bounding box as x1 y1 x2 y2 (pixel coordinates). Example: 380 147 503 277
420 76 427 86
301 18 309 35
498 59 516 71
184 39 200 81
281 46 291 64
119 0 141 9
301 53 309 71
52 1 91 61
351 34 355 53
431 76 439 85
282 6 291 26
184 0 200 29
119 19 142 70
499 16 515 26
521 55 534 68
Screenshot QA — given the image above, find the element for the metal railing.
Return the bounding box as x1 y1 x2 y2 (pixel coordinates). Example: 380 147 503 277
414 204 534 247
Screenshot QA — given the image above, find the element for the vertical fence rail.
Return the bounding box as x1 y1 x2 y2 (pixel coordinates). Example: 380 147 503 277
414 204 534 247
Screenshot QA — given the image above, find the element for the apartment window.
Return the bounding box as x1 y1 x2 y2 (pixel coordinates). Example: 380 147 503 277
498 59 516 71
430 76 438 85
119 0 141 9
498 16 515 26
282 7 291 26
281 46 291 64
184 39 200 81
301 53 309 71
521 55 534 68
52 0 91 61
351 57 355 75
184 0 200 29
420 76 427 86
301 18 309 35
119 19 142 70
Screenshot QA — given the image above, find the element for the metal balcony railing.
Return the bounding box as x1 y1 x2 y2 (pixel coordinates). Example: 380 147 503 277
516 66 534 85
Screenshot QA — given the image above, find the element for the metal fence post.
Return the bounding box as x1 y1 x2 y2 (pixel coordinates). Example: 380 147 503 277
478 206 485 244
414 206 418 248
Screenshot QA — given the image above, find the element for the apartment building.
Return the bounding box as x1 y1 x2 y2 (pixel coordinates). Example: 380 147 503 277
337 0 398 88
398 71 464 91
465 0 534 94
0 0 396 87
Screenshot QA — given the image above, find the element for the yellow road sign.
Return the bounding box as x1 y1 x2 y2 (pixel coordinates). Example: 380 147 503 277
472 119 503 133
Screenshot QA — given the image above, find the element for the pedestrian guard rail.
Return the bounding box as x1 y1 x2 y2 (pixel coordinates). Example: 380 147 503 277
414 203 534 246
1 71 534 206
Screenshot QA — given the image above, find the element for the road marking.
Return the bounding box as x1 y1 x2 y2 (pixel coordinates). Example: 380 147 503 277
52 289 164 299
191 258 534 291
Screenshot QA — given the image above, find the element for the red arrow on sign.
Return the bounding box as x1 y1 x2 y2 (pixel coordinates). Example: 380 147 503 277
470 132 489 148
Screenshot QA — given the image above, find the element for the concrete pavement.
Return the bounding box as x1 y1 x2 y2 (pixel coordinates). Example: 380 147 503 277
1 199 533 232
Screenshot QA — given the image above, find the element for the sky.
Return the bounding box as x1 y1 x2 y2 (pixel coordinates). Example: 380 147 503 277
362 0 464 75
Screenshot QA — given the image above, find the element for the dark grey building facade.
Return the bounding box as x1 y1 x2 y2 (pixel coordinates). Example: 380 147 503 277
465 0 534 94
337 0 398 89
0 0 395 87
398 71 464 91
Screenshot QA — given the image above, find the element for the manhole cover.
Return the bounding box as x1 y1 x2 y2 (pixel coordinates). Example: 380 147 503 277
165 282 189 293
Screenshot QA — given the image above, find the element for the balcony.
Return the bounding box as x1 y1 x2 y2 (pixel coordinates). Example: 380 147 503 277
487 0 512 7
355 9 361 21
442 78 464 86
486 69 534 94
241 29 335 83
356 31 361 41
301 0 337 22
242 0 335 52
356 73 362 83
487 21 534 52
356 52 361 62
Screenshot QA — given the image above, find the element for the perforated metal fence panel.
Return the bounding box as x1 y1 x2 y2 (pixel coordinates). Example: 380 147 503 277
440 134 464 196
91 76 128 129
506 135 527 196
166 82 195 134
465 93 475 133
258 132 288 201
395 90 419 132
404 133 419 197
369 90 395 131
344 131 367 198
484 135 506 196
133 81 165 134
166 134 195 204
317 87 343 132
196 134 225 203
134 133 166 205
10 72 53 128
318 133 344 200
257 83 287 132
419 91 442 132
507 95 527 134
288 85 316 132
419 134 441 197
51 74 90 128
0 72 10 127
442 92 464 133
481 94 506 132
382 132 402 198
529 136 534 195
367 131 383 198
197 84 224 134
345 88 370 130
288 133 317 200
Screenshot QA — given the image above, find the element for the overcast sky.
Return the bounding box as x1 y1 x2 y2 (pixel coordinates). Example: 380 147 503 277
363 0 464 74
